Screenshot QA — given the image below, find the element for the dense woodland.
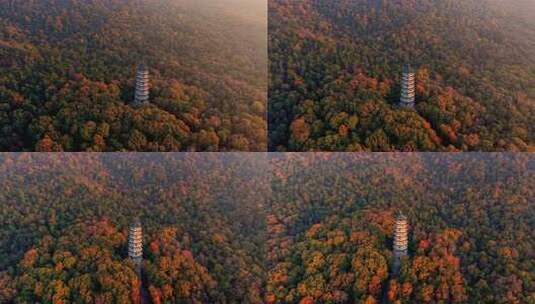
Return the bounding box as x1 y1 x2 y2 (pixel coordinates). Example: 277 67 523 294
266 154 535 303
269 0 535 151
0 153 534 303
0 0 267 151
0 154 267 303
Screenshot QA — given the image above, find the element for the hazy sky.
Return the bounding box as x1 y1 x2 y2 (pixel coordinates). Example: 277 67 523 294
174 0 267 26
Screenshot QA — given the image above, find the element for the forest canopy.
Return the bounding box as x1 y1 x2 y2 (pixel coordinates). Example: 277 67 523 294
0 153 534 303
268 0 535 151
0 153 268 303
0 0 267 151
266 153 535 303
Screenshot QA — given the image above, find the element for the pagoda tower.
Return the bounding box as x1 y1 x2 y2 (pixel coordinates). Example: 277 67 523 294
128 218 143 267
393 211 408 272
399 64 415 107
133 63 149 105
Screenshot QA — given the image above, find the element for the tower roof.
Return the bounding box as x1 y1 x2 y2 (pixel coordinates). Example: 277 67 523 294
130 217 142 228
396 210 407 221
402 64 414 74
137 63 147 72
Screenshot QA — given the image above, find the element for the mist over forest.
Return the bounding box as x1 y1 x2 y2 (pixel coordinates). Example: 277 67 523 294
0 0 267 152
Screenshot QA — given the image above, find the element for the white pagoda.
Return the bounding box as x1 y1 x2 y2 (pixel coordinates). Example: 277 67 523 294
133 63 149 105
399 64 415 108
128 218 143 266
393 211 408 271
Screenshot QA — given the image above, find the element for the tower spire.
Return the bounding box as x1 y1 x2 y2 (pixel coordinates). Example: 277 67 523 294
133 63 149 106
399 64 415 108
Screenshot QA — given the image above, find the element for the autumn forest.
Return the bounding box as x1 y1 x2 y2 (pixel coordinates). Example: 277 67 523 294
0 0 534 303
269 0 535 151
0 153 268 303
0 0 267 151
0 153 534 303
266 153 535 303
